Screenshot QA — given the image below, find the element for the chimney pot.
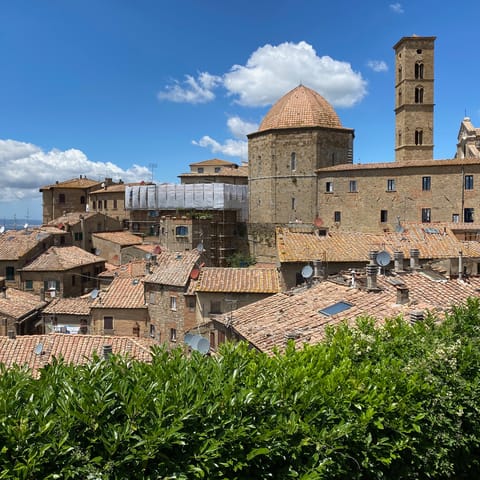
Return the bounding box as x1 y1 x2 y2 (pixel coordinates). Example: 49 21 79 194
396 286 409 305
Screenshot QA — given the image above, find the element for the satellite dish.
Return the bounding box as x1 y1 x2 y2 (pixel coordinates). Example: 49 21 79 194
301 265 313 279
376 250 392 267
184 333 194 345
196 243 204 253
94 248 101 255
184 334 210 354
0 226 4 234
34 343 43 355
90 289 99 299
24 223 29 230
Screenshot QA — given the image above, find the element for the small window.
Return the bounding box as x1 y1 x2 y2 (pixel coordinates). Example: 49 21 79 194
74 232 83 241
170 296 177 311
5 266 14 281
98 201 102 210
415 87 424 104
80 196 85 204
421 208 431 223
452 214 459 223
415 130 423 145
150 324 155 338
214 167 221 173
334 211 341 223
25 280 33 290
58 193 66 204
415 62 424 79
291 197 296 210
290 152 296 171
103 200 107 209
170 328 177 342
197 167 204 173
113 199 118 209
92 201 96 210
175 225 188 237
422 176 431 191
465 175 474 190
103 316 113 330
187 297 195 312
380 210 388 223
210 301 221 314
387 179 396 192
326 182 333 193
349 180 357 193
464 208 474 223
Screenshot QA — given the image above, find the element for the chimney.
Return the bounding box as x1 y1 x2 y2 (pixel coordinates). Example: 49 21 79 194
7 330 16 340
394 251 404 272
366 264 379 291
396 286 409 305
458 250 463 280
312 260 323 279
410 249 420 269
410 310 424 324
103 345 113 359
369 250 378 265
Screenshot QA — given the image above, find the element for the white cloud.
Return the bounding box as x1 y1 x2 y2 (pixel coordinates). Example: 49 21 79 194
367 60 388 72
390 3 404 14
159 41 367 108
0 139 151 211
226 116 258 138
158 72 222 104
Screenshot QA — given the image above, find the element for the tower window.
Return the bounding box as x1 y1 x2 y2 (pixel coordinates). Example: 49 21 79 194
325 182 333 193
464 208 474 223
416 49 422 54
291 197 296 210
387 179 396 192
422 176 431 191
465 175 474 190
415 62 424 79
415 87 424 103
380 210 388 223
290 152 296 171
349 180 358 193
415 130 423 145
421 208 431 223
334 211 341 222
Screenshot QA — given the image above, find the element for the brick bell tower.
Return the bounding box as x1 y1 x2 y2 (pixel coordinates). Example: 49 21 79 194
394 35 436 162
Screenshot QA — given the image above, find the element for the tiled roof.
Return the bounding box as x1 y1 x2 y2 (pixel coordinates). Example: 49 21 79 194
218 271 480 354
92 277 146 309
179 167 248 178
277 225 478 263
89 182 152 194
0 229 52 260
0 288 46 320
42 297 92 315
98 260 147 279
21 246 104 272
257 85 343 132
92 231 143 246
0 334 156 376
143 250 201 287
47 211 99 227
40 177 101 190
196 267 281 293
189 158 238 167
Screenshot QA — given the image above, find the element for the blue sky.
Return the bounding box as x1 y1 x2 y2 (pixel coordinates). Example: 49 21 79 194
1 0 479 221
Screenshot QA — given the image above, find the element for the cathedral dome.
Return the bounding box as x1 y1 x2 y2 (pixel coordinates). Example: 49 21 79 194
258 85 342 132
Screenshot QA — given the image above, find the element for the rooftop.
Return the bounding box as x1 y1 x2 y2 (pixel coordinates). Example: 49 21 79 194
42 296 93 316
0 229 52 261
93 277 147 309
92 231 144 246
39 177 101 191
0 288 46 320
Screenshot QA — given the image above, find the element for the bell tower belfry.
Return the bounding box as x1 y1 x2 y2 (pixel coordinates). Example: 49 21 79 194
394 35 436 162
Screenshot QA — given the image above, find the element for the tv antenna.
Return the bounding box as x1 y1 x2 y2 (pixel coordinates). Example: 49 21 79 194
148 163 157 182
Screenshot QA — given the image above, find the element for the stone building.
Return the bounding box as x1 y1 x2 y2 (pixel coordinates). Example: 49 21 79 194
178 158 248 185
247 35 480 262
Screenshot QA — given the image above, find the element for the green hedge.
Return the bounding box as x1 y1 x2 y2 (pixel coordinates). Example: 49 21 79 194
2 298 480 479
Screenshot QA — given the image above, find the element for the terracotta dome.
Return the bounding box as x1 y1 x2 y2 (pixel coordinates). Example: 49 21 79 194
258 85 342 132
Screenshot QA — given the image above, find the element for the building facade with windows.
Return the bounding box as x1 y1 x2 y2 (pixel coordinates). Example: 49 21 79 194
247 35 480 261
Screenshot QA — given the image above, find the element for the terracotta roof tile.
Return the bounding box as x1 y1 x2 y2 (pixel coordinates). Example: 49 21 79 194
92 231 143 246
47 211 100 226
0 288 46 319
40 177 101 190
196 267 281 293
98 260 147 278
189 158 237 167
0 334 156 377
257 85 343 132
92 277 146 309
143 250 201 287
21 246 104 271
42 296 92 315
0 229 52 260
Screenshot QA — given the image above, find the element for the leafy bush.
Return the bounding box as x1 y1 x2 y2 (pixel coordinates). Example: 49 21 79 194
2 299 480 478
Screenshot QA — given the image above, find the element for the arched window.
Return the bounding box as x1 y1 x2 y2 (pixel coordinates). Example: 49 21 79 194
415 87 424 104
415 129 423 145
415 62 424 79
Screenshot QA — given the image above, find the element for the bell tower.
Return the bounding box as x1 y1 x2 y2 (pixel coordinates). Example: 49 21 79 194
394 35 436 162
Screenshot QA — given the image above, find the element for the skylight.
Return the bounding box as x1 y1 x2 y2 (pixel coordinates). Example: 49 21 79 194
319 301 353 317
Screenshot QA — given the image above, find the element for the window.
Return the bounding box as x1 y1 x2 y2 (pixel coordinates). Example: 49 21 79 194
45 280 60 292
415 129 423 145
74 232 83 241
210 301 222 314
5 266 14 281
170 296 177 311
98 201 102 210
80 196 85 204
452 214 459 223
291 197 296 210
415 62 424 79
319 301 353 317
80 319 88 335
113 199 118 209
170 328 177 341
103 316 113 331
149 324 155 338
175 225 188 237
326 181 333 193
380 210 388 223
398 66 402 82
334 211 341 222
290 152 296 171
103 200 107 209
387 179 396 191
421 208 431 223
465 175 474 190
149 292 155 305
349 180 358 193
187 297 195 312
415 87 424 103
92 201 96 210
58 193 65 204
197 167 204 173
422 176 431 191
25 280 33 290
214 167 221 173
464 208 474 223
